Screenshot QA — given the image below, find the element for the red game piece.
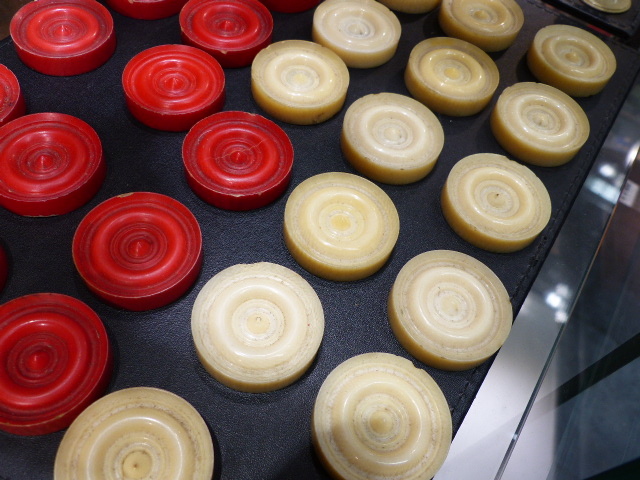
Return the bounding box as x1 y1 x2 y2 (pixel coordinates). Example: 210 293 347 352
180 0 273 68
10 0 116 76
183 111 293 210
122 44 226 131
0 113 105 217
0 293 112 436
0 65 26 126
73 192 203 311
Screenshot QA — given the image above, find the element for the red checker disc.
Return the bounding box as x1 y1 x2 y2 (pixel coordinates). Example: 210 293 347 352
0 244 8 293
0 293 112 436
122 44 226 132
0 112 105 217
10 0 116 76
183 111 294 211
0 65 26 127
106 0 189 20
180 0 273 68
258 0 321 13
73 192 203 311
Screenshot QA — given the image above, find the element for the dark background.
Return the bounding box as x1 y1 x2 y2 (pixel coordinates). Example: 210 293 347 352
1 0 639 478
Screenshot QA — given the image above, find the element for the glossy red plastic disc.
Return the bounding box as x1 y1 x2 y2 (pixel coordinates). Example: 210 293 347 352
73 192 203 311
10 0 116 76
0 293 112 436
0 113 105 217
0 65 26 127
180 0 273 68
122 44 226 131
106 0 189 20
183 111 294 210
0 244 8 293
258 0 321 13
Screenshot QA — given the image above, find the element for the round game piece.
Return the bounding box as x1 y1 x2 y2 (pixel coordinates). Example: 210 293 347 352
180 0 273 68
283 172 400 281
491 82 590 166
54 387 214 480
10 0 116 76
72 192 203 311
441 153 552 253
341 92 444 184
312 352 452 480
389 250 513 370
0 113 105 217
312 0 402 69
0 293 112 436
438 0 524 52
582 0 631 13
0 65 26 126
404 37 499 116
527 24 617 97
191 262 325 392
258 0 321 13
122 44 226 131
105 0 189 20
183 111 294 210
251 39 350 125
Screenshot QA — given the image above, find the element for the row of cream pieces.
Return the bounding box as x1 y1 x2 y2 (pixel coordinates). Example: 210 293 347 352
252 33 605 168
6 245 505 474
310 0 522 69
124 19 617 132
2 244 507 429
67 158 548 314
314 0 615 93
191 251 512 396
52 352 452 480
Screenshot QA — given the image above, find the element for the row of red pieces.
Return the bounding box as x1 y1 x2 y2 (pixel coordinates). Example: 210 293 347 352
8 0 319 76
0 109 294 215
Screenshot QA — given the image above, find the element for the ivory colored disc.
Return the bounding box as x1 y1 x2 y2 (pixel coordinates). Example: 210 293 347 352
341 92 444 184
490 82 590 166
191 262 324 392
438 0 524 52
389 250 512 370
404 37 499 116
441 153 552 253
582 0 631 12
251 39 349 125
377 0 441 14
283 172 400 281
54 387 214 480
527 24 617 97
312 352 452 480
312 0 401 68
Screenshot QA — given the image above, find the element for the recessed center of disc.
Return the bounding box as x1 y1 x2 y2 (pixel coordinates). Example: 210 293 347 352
230 150 249 165
128 238 153 259
122 450 153 479
53 24 73 39
27 349 51 373
33 154 57 173
216 18 238 33
247 314 270 335
444 67 462 80
370 410 394 435
330 214 351 231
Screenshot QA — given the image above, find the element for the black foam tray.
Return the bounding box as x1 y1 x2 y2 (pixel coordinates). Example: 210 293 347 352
1 0 639 478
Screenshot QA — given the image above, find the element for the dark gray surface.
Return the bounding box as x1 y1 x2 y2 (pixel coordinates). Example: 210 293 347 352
1 1 639 479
